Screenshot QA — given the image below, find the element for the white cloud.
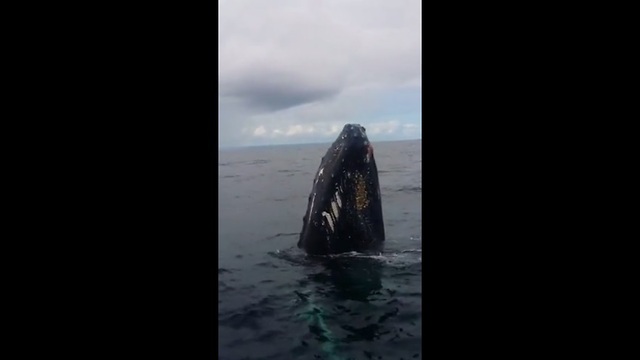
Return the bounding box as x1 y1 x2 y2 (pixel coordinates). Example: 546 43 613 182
253 125 267 136
368 120 401 135
401 123 421 137
240 119 420 146
251 122 338 139
285 124 316 136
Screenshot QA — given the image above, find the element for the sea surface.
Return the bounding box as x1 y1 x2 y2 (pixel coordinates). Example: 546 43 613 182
218 139 422 360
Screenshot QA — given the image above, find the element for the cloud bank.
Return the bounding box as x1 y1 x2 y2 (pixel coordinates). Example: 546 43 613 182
218 0 422 147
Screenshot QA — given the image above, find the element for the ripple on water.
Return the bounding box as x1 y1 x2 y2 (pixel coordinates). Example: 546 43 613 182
220 250 421 359
221 243 422 355
219 140 422 360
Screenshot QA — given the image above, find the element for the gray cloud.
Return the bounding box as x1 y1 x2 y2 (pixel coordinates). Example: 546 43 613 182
221 69 342 112
218 0 421 146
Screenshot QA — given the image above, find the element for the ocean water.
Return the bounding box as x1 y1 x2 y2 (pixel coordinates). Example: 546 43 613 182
218 139 422 360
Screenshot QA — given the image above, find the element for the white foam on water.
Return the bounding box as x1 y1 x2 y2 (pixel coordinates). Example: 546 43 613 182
269 236 422 267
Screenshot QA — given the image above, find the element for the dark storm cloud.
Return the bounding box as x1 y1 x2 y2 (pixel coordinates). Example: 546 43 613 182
221 71 342 112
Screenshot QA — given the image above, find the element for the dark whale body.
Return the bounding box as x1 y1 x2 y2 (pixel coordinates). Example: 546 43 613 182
297 124 385 255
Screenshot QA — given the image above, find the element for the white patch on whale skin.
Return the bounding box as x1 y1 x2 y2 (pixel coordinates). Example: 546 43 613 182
308 193 317 224
322 211 334 232
314 168 324 184
335 192 342 208
364 144 373 163
331 201 340 220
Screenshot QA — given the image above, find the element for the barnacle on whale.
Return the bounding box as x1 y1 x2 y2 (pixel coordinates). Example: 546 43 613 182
355 173 370 211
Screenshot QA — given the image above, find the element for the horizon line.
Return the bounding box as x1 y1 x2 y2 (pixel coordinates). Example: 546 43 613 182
218 137 421 150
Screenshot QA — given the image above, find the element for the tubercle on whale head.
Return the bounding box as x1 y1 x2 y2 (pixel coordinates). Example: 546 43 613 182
332 124 374 166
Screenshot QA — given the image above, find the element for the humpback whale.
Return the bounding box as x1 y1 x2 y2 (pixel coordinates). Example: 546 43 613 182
298 124 385 255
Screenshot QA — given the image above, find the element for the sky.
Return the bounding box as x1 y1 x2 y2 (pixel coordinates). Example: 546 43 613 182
218 0 421 147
